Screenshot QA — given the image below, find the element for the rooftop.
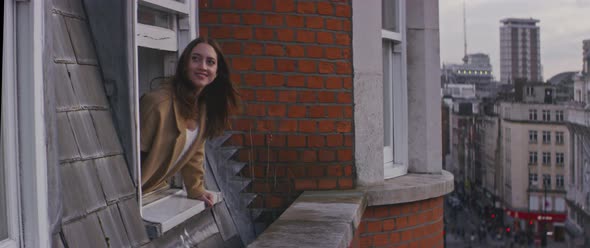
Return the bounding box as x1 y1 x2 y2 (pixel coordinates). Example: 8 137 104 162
500 18 540 25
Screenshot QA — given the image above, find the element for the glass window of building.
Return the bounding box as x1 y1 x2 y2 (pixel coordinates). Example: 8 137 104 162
556 175 564 188
556 152 564 166
555 110 564 122
528 151 538 165
382 0 408 179
528 173 538 186
556 131 564 145
543 174 551 187
528 130 537 144
542 110 550 121
542 152 551 166
542 131 551 144
529 109 537 121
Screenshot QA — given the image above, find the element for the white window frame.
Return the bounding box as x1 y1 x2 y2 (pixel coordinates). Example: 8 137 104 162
528 151 537 165
542 152 551 166
134 0 196 210
542 131 551 144
556 152 564 166
556 131 564 145
542 174 551 187
556 175 564 188
542 110 550 121
133 0 222 237
140 0 190 15
528 173 538 186
528 130 537 144
529 109 537 121
2 0 50 247
1 1 20 247
381 0 408 179
555 110 564 122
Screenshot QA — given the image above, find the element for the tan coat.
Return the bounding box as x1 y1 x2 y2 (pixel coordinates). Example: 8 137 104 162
139 87 207 198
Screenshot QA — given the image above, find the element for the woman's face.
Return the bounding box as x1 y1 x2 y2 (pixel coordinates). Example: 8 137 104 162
186 42 218 89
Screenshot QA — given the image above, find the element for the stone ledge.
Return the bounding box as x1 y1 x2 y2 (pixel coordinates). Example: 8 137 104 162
358 170 454 206
248 191 366 248
248 171 454 248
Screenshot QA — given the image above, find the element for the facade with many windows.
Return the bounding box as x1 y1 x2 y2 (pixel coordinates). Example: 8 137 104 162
495 93 570 240
565 39 590 247
499 18 542 84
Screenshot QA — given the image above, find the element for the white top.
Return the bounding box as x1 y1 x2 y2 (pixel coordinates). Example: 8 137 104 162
173 127 199 166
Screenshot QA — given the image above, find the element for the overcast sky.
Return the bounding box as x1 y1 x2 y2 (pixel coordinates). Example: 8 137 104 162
439 0 590 81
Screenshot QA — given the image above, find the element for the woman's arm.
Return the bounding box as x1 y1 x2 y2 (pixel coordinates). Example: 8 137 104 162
181 144 213 206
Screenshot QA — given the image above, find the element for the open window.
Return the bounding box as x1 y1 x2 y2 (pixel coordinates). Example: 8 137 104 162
131 0 221 238
135 0 195 198
382 0 408 179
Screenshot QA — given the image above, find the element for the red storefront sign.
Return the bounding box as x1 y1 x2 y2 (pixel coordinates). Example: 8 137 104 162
505 210 566 222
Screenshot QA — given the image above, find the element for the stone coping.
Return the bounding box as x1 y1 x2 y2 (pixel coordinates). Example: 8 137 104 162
248 191 366 248
359 170 455 206
143 190 222 239
248 171 454 248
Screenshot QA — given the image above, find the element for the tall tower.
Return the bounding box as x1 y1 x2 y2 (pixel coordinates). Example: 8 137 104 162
499 18 542 84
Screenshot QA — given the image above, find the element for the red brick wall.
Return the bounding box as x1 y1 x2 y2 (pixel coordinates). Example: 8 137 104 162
199 0 354 224
354 197 445 248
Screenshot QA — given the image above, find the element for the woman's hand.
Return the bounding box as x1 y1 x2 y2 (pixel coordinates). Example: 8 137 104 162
196 191 214 208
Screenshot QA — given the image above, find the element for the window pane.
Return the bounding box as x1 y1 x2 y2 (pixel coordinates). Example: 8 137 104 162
382 0 399 32
138 5 173 29
382 40 393 150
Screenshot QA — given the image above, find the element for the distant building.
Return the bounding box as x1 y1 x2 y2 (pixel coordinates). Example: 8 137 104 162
500 18 542 84
450 82 570 242
442 53 494 85
497 89 569 242
565 39 590 247
442 84 477 99
548 71 577 103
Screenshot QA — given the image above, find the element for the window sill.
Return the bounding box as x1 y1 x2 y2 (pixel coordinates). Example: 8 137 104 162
142 189 222 239
358 170 454 206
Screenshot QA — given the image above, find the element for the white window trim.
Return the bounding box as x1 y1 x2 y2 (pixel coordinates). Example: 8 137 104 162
142 189 221 237
134 0 195 213
9 0 50 247
136 23 179 51
382 0 408 179
1 1 20 247
140 0 190 15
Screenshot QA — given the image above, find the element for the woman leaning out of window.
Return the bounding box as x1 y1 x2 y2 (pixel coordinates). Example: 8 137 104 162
140 37 239 207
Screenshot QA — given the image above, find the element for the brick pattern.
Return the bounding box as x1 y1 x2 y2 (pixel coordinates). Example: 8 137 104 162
199 0 354 223
354 197 445 248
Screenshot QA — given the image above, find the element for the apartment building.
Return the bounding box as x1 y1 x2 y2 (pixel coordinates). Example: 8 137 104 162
565 39 590 247
498 85 569 241
500 18 542 84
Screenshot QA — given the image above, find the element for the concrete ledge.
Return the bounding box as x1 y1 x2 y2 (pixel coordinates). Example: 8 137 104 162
248 191 366 248
359 170 454 206
248 171 453 248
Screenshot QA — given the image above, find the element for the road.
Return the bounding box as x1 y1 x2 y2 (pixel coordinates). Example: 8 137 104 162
443 194 569 248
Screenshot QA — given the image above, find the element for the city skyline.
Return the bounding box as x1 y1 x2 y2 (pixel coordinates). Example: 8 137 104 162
440 0 590 81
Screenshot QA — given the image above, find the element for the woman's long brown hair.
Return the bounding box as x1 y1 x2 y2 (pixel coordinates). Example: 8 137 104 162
173 37 239 139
